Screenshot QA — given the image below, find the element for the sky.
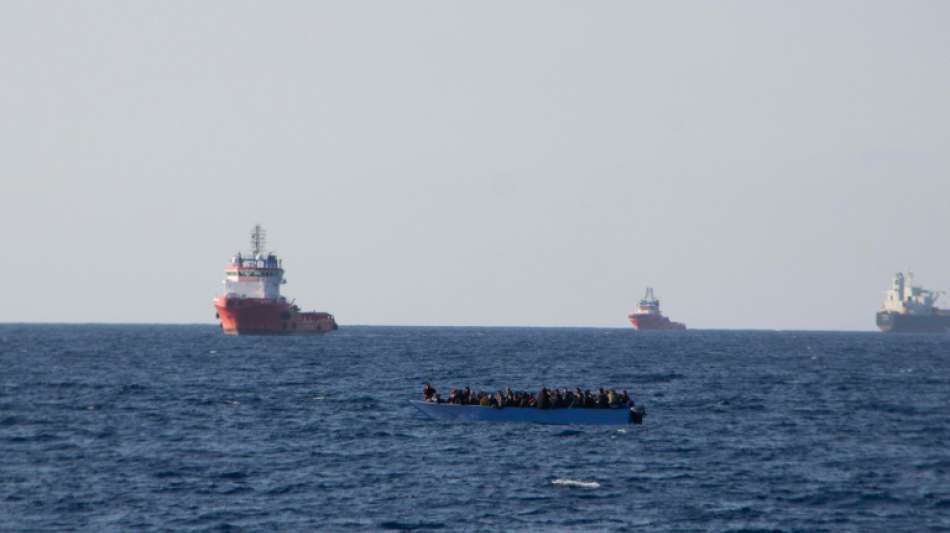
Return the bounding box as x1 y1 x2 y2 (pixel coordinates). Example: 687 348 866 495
1 1 948 329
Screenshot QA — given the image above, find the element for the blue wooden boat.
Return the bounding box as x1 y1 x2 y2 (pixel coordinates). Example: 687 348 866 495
410 400 645 425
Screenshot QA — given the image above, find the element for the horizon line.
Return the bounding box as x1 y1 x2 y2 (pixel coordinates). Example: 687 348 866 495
0 321 882 333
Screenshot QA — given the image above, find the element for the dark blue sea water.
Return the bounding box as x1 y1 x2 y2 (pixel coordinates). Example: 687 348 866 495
1 325 949 532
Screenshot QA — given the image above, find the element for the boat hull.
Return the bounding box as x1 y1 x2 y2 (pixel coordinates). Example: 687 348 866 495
214 296 337 335
410 400 644 425
628 313 686 331
876 310 950 333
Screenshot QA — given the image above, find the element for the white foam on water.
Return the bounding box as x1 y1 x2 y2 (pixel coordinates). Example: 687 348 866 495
551 479 600 489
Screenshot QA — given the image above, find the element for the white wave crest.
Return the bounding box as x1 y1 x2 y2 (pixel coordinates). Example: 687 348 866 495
551 478 600 489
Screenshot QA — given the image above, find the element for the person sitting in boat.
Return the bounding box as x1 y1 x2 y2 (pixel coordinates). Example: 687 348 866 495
620 390 633 406
494 391 505 408
596 388 609 408
566 390 576 408
563 389 575 408
479 392 491 407
522 391 533 407
570 388 584 408
537 387 551 409
423 383 436 401
555 389 567 408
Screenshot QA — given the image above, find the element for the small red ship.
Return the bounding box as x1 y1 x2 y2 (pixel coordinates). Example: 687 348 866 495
628 287 686 331
213 225 337 335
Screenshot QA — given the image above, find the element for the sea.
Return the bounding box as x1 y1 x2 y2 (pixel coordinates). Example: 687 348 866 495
1 325 948 532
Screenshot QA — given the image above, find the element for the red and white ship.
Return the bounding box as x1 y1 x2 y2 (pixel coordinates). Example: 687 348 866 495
628 287 686 331
213 225 337 335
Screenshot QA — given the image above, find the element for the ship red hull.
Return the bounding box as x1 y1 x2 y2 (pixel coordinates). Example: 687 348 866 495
628 313 686 331
214 296 337 335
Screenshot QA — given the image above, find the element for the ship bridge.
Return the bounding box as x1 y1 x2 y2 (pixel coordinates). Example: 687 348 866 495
634 287 661 315
222 225 286 299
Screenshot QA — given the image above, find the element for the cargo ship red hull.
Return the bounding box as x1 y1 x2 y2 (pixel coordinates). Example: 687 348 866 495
628 313 686 331
214 296 337 335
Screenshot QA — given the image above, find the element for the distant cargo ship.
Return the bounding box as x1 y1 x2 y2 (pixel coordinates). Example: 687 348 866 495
628 287 686 331
213 225 337 335
876 272 950 333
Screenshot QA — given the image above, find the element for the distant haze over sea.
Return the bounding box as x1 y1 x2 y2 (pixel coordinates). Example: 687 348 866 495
1 2 948 329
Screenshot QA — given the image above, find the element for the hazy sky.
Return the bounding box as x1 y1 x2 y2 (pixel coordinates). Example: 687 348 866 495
2 1 948 329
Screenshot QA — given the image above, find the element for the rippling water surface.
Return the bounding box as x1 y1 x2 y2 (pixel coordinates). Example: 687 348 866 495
1 325 948 532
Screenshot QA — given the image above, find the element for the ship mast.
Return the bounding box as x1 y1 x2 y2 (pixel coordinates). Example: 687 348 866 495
250 224 266 256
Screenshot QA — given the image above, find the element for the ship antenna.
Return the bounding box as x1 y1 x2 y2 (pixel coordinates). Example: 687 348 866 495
250 224 266 256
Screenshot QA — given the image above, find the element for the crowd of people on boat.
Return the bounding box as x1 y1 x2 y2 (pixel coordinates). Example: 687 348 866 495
422 383 634 409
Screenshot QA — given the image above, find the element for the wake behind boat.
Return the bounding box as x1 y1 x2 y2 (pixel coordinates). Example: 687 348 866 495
411 400 645 425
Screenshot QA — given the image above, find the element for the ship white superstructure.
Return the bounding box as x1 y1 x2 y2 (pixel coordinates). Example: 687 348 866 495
876 272 950 333
881 273 943 315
